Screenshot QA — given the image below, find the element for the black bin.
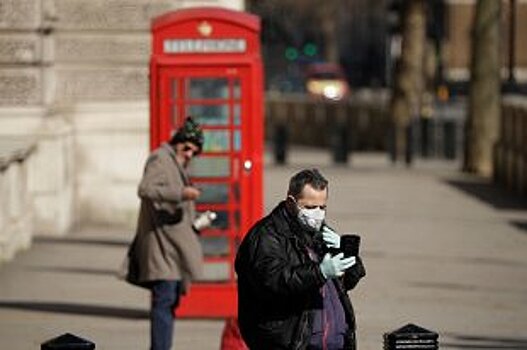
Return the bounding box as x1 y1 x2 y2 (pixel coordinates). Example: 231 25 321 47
41 333 95 350
384 323 438 350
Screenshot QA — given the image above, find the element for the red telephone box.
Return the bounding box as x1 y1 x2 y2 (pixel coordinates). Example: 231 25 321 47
150 7 263 318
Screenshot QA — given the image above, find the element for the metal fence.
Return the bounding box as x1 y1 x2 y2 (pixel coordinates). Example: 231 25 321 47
265 91 465 164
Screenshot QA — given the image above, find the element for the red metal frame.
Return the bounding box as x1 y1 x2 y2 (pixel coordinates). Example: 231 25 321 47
150 7 263 318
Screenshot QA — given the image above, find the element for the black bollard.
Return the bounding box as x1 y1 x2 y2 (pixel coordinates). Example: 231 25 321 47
405 122 414 166
41 333 95 350
443 119 457 159
383 323 438 350
387 124 396 164
273 124 288 165
331 124 349 164
420 117 430 158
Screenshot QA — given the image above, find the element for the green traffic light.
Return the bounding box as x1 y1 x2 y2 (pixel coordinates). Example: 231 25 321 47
303 43 317 57
285 47 299 61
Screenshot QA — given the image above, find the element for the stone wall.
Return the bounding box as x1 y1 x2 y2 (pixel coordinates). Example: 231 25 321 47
0 0 244 234
48 0 179 228
0 0 42 105
72 101 149 226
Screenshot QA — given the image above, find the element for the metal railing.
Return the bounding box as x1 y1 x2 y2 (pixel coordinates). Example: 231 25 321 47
265 91 465 165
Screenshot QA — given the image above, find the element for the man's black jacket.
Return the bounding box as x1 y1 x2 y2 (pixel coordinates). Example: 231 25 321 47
235 201 366 350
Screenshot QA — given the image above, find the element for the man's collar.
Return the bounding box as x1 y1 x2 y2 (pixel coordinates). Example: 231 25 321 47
162 142 175 156
162 142 185 168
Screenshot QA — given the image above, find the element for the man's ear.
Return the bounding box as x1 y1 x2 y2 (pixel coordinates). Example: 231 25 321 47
286 195 299 206
285 195 295 210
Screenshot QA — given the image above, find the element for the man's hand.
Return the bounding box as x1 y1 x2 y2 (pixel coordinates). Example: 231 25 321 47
319 253 356 279
322 226 341 249
182 186 201 201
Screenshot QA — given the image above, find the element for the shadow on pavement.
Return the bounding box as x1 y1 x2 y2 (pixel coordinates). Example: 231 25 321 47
442 332 527 349
33 236 130 247
444 179 527 211
26 266 119 276
0 300 148 319
511 220 527 232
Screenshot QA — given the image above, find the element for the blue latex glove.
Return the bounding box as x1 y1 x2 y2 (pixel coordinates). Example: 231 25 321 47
319 253 356 279
322 225 341 249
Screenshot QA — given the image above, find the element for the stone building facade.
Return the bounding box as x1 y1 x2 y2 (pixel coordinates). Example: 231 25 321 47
0 0 244 235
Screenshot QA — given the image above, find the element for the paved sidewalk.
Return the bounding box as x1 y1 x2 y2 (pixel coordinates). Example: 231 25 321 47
1 148 526 349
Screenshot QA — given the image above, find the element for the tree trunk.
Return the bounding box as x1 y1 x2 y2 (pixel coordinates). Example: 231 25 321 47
389 0 426 164
465 0 501 177
320 0 339 63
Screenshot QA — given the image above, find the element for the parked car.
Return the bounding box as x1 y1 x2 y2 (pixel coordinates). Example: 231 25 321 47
304 63 350 101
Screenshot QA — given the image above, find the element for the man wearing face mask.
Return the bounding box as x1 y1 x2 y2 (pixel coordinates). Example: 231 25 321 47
235 168 366 350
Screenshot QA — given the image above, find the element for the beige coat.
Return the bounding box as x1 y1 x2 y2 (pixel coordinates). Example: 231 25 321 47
126 143 203 289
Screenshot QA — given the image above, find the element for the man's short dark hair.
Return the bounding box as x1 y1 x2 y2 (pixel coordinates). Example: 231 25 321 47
287 168 328 199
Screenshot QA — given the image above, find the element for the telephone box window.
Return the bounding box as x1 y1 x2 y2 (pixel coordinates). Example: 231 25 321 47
200 236 230 256
233 79 241 99
203 130 231 152
196 184 229 204
188 78 229 99
190 157 230 177
189 105 229 125
201 262 229 282
234 104 241 125
234 130 241 151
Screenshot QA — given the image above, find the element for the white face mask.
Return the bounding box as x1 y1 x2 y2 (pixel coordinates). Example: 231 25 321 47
297 206 326 232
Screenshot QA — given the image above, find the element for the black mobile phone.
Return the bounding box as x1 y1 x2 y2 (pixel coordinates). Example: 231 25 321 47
340 234 361 257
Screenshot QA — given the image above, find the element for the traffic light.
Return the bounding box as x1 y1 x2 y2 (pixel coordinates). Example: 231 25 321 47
303 43 318 57
285 47 299 61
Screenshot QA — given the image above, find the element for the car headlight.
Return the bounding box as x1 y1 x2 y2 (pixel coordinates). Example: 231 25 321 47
323 84 343 100
323 85 339 100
